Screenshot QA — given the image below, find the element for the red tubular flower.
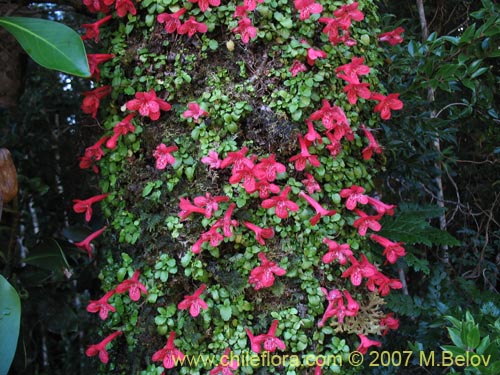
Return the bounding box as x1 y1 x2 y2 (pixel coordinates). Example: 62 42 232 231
157 8 187 33
318 288 344 326
73 193 109 222
106 113 136 149
210 348 239 375
183 102 209 122
126 89 171 120
367 196 395 216
178 197 207 221
343 290 359 316
74 226 106 258
192 226 223 254
221 147 254 170
243 0 264 11
255 180 281 199
322 238 352 265
308 99 349 132
201 151 222 169
244 221 274 245
261 186 299 219
315 359 324 375
378 26 405 46
193 193 229 218
339 185 369 210
324 131 342 157
253 154 286 182
79 135 109 173
229 164 257 193
302 173 321 194
353 209 382 236
294 0 323 21
81 86 111 118
83 0 111 14
249 252 286 290
115 0 136 17
115 270 148 301
356 334 381 355
81 15 112 42
335 56 370 82
178 284 208 317
233 5 249 18
366 271 403 296
232 17 257 44
214 202 238 238
153 143 178 169
245 319 286 353
341 254 378 286
178 16 208 37
289 60 307 76
189 0 220 12
152 331 185 369
371 92 403 120
304 119 323 145
289 134 320 171
360 124 382 160
298 191 336 225
337 73 371 105
306 47 327 66
334 2 364 29
87 53 114 81
85 330 122 363
380 313 399 335
86 290 116 320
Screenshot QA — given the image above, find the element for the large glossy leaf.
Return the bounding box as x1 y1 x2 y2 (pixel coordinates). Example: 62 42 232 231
0 16 90 77
0 275 21 375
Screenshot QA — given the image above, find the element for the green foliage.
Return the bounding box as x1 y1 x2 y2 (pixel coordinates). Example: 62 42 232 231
0 275 21 375
0 16 90 77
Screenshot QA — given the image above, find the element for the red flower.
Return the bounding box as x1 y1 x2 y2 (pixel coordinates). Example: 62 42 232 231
322 238 352 265
302 173 321 194
253 154 286 182
318 288 356 326
86 290 116 320
299 191 336 225
115 0 136 17
244 222 274 245
232 17 257 44
189 0 220 12
360 124 382 160
178 197 207 220
380 313 399 335
309 99 349 132
81 15 112 43
306 47 327 66
178 284 208 317
255 180 281 199
318 17 346 45
79 135 109 173
261 186 299 219
325 131 343 157
371 92 403 120
213 202 238 238
341 254 377 286
201 150 222 169
178 16 208 37
115 270 148 301
289 134 320 171
334 2 364 29
193 193 229 218
289 60 307 76
245 319 286 353
126 89 171 120
243 0 264 11
192 226 224 254
338 73 371 105
87 53 114 81
229 164 257 193
106 113 136 149
157 8 186 33
304 119 322 145
152 331 185 369
81 85 111 118
366 272 402 296
74 226 106 258
367 196 395 216
249 253 286 290
153 143 178 169
343 290 359 315
233 5 249 18
85 331 122 364
335 56 370 81
353 209 382 236
356 334 381 355
294 0 323 21
339 185 369 210
210 348 239 375
83 0 111 14
73 193 109 222
183 102 209 122
221 147 254 170
378 27 405 46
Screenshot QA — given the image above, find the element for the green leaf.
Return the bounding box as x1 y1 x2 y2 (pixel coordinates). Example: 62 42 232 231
0 275 21 375
219 305 232 321
24 239 70 272
0 16 90 77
